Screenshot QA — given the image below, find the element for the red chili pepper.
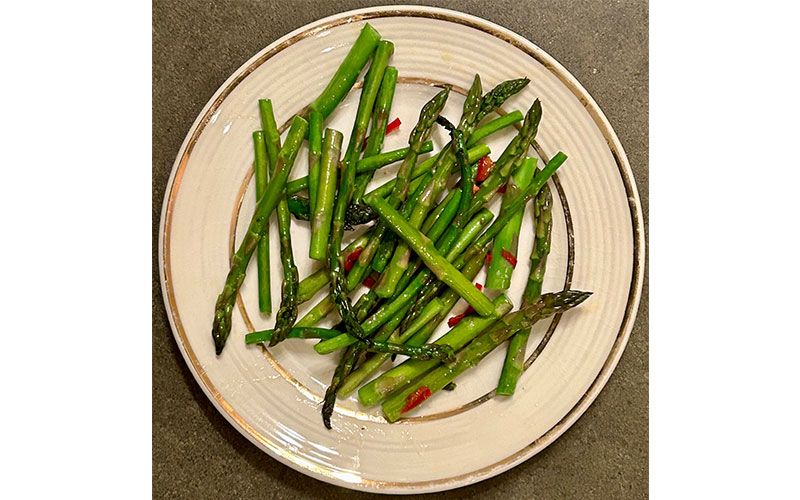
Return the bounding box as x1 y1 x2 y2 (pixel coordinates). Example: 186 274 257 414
363 117 401 149
448 305 476 327
344 247 364 273
385 117 402 135
476 156 495 182
497 184 507 194
475 283 483 291
401 385 432 414
501 248 517 268
362 275 377 288
486 252 492 264
472 184 480 195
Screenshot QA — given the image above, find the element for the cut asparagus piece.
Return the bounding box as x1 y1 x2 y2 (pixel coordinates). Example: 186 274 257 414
485 156 538 290
211 115 308 354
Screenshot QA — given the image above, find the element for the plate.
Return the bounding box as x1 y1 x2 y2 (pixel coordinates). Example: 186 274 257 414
158 5 644 494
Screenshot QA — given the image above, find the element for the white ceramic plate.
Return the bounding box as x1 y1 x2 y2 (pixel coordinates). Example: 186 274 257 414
159 5 644 494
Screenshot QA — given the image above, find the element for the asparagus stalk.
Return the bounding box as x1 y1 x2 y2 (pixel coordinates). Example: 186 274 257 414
258 99 284 314
346 88 451 290
496 181 553 395
485 157 538 290
309 24 381 119
358 295 513 407
309 128 343 260
261 104 301 347
364 143 489 200
363 193 496 316
467 100 542 219
467 110 524 147
307 111 323 215
252 131 272 314
284 141 434 196
353 65 398 202
211 116 308 354
382 290 592 421
337 298 444 396
327 39 393 349
322 345 358 429
245 327 344 344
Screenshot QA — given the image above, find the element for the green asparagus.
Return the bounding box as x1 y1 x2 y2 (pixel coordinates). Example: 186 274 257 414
485 156 538 290
496 179 553 395
309 128 343 259
382 290 592 421
309 24 381 119
358 295 513 407
353 64 398 202
211 115 308 354
252 131 272 314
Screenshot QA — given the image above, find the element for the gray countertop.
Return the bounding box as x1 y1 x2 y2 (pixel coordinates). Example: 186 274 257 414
152 1 648 497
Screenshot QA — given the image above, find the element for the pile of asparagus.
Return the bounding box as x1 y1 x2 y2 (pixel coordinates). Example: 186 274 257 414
211 24 591 428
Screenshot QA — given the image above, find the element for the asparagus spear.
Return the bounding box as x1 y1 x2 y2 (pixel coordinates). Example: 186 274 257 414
467 100 542 219
496 181 553 395
485 157 538 290
284 141 434 196
211 116 308 354
363 193 496 316
309 24 381 119
260 104 301 347
467 110 524 147
358 295 513 407
327 38 393 349
382 290 592 421
245 327 344 344
337 298 444 396
363 143 489 200
353 65 398 202
252 131 272 314
346 88 451 290
307 111 323 215
309 128 343 260
322 345 358 429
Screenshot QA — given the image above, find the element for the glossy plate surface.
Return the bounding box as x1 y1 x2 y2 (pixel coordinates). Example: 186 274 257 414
158 5 644 494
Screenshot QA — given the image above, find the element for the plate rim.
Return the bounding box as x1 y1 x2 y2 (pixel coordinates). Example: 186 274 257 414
158 4 645 494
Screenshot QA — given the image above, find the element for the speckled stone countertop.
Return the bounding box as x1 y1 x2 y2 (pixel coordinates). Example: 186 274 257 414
152 1 648 497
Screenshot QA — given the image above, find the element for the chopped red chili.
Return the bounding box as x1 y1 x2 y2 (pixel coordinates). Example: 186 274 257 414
476 156 495 182
344 247 364 272
486 252 492 264
363 117 401 149
497 184 507 194
362 275 377 288
401 385 432 414
385 117 402 135
448 305 476 327
475 283 483 291
501 248 517 268
472 184 480 195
